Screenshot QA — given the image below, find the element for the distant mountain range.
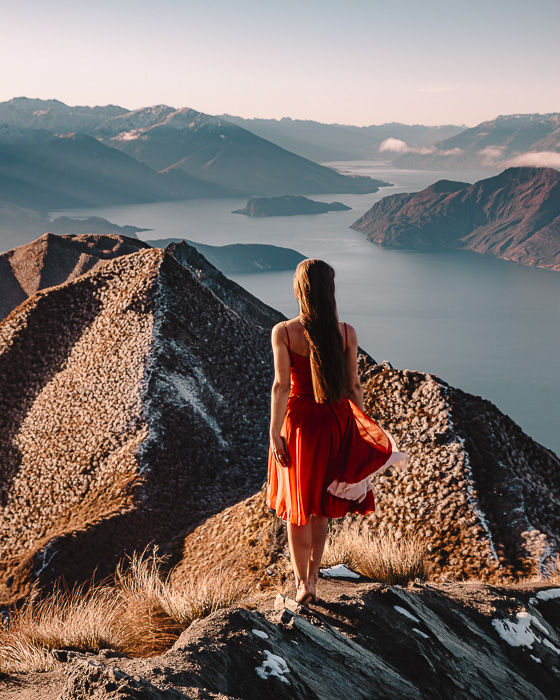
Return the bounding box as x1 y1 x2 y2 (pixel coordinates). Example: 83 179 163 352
220 115 465 162
351 167 560 271
391 113 560 171
0 98 387 216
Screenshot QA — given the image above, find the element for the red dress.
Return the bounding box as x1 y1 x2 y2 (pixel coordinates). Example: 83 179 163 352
267 322 408 525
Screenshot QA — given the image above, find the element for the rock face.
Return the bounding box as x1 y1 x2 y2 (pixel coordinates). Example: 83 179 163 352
392 112 560 171
0 233 284 325
171 359 560 587
0 246 278 604
232 195 351 217
25 580 560 699
351 167 560 271
148 238 305 274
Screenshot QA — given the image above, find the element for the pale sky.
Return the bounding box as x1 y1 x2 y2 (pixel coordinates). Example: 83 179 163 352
1 0 559 126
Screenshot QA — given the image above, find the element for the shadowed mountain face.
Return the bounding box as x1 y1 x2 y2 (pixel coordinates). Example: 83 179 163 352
351 167 560 271
0 99 388 206
0 248 278 604
101 110 388 196
392 113 560 170
0 133 227 211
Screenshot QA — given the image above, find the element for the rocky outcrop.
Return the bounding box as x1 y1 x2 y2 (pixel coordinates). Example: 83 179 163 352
1 233 559 605
10 580 560 699
171 359 560 587
0 247 277 604
0 233 284 325
232 195 351 217
351 167 560 271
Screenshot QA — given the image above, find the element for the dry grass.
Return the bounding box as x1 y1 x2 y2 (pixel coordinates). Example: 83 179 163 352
541 554 560 584
0 550 247 674
322 522 431 586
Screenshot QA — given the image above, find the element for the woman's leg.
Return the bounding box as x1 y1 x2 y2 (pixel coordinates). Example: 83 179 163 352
287 521 314 604
308 516 329 599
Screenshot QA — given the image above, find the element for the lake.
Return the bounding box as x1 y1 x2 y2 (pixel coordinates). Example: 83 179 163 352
51 161 560 456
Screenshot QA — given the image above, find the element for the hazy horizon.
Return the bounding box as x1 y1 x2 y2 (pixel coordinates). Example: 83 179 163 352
2 0 559 127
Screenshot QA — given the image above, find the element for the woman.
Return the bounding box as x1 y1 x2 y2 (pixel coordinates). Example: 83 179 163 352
267 259 408 605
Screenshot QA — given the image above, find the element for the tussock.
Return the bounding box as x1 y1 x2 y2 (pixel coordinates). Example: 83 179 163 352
322 522 431 586
542 554 560 584
0 550 247 674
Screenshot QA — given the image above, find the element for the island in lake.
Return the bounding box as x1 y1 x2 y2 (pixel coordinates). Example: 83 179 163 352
351 166 560 271
233 194 351 217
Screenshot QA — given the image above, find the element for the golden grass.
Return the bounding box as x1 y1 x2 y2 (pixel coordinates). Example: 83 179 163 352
0 550 247 674
541 554 560 584
321 522 431 586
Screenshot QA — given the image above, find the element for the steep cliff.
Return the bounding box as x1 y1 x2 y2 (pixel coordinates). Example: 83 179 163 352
351 167 560 271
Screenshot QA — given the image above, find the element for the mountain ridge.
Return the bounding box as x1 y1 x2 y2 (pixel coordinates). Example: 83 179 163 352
351 166 560 271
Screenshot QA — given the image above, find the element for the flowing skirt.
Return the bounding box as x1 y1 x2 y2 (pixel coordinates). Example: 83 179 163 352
267 394 408 525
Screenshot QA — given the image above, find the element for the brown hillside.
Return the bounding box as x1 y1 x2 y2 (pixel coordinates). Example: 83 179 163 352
0 248 274 604
172 362 560 587
351 167 560 271
0 233 284 327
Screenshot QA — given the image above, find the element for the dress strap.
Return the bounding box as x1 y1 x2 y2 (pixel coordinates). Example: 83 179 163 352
344 322 348 352
284 320 291 349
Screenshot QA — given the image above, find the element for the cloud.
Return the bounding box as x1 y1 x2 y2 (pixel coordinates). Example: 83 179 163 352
478 146 506 165
505 151 560 169
378 138 410 153
379 139 461 157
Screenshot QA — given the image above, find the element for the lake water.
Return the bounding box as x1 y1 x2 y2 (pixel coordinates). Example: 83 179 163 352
51 161 560 456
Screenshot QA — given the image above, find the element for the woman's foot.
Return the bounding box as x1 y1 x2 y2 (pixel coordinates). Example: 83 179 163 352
295 581 314 606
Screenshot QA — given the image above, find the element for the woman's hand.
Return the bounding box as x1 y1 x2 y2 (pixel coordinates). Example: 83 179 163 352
270 432 290 467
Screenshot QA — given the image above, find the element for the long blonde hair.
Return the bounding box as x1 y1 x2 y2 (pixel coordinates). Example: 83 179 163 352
294 259 347 403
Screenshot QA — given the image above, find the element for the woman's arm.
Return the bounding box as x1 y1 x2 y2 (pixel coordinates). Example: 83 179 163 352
344 324 364 411
269 322 291 466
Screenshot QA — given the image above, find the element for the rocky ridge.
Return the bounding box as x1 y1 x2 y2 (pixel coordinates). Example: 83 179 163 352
351 167 560 271
170 360 560 590
0 247 277 604
0 233 284 325
1 235 559 603
3 580 560 699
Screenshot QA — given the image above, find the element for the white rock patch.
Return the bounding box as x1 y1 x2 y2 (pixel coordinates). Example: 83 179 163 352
252 629 269 640
394 605 421 623
492 612 537 648
536 588 560 602
255 650 290 684
319 564 360 579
